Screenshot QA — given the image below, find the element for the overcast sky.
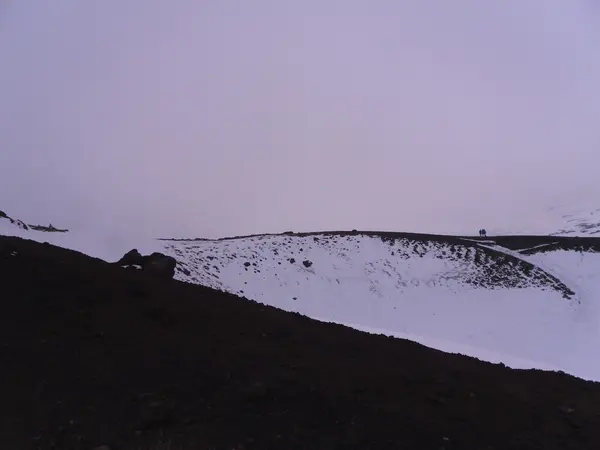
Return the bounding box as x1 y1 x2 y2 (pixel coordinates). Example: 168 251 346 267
1 1 599 238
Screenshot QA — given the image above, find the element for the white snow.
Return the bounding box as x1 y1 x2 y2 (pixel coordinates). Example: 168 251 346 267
544 194 600 236
161 233 589 377
524 250 600 380
4 215 600 381
470 194 600 237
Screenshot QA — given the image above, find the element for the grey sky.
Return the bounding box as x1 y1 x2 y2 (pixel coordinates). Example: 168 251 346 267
1 1 599 238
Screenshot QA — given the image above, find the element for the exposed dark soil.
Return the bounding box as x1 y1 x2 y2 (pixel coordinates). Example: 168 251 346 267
2 235 600 450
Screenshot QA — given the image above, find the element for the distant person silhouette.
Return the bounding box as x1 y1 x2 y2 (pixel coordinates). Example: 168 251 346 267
481 229 487 238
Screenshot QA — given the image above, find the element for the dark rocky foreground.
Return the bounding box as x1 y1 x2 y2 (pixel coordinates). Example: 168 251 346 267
2 236 600 450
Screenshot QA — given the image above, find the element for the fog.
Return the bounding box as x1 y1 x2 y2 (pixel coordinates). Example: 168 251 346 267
1 1 599 238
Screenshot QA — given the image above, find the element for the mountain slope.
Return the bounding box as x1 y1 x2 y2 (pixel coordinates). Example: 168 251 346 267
159 231 600 380
3 235 600 450
4 209 600 380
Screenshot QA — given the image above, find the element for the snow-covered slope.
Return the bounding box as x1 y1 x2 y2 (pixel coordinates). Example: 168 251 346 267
523 248 600 380
164 233 574 297
4 208 600 380
159 232 593 376
549 204 600 236
481 194 600 237
531 194 600 236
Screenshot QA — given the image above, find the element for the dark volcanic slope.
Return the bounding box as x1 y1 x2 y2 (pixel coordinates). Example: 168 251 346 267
2 237 600 450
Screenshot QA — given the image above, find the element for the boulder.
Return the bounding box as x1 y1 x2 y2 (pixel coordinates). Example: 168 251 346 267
116 249 177 280
142 252 177 280
116 249 144 266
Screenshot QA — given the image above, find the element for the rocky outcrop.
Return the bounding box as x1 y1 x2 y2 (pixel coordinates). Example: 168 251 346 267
0 211 29 230
116 249 177 280
143 252 177 279
28 223 69 232
117 249 144 266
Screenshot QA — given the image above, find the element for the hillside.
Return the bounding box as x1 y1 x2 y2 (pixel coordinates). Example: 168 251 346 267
159 231 600 380
4 208 600 380
3 235 600 450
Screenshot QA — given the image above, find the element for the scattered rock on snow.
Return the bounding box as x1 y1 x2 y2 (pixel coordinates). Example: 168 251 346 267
6 216 28 230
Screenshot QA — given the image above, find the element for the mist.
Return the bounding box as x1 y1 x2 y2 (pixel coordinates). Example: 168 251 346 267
1 1 599 238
